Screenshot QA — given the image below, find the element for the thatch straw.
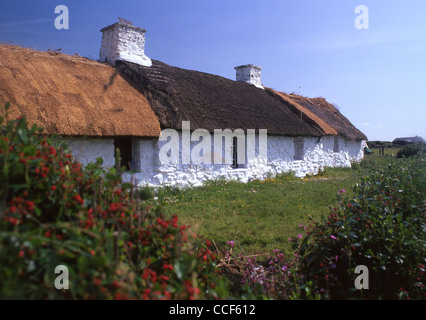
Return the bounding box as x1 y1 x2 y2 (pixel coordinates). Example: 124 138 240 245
286 93 367 141
116 59 366 140
0 44 366 141
116 60 326 136
0 44 160 138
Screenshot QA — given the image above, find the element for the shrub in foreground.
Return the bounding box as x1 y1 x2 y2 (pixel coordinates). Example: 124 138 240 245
221 156 425 300
296 156 425 299
0 102 226 299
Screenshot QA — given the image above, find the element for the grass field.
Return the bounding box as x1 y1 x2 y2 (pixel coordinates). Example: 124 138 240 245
147 148 401 256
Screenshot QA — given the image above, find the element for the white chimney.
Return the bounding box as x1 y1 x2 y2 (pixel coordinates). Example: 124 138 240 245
234 64 263 89
99 18 152 67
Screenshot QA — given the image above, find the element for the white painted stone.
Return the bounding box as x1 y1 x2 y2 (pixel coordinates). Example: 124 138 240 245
235 64 264 89
62 137 115 168
128 133 366 189
61 134 366 190
99 22 152 67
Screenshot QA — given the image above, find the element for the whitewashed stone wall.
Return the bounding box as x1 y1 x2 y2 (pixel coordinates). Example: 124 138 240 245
99 22 152 67
61 135 365 189
123 134 366 188
61 137 115 168
234 65 264 89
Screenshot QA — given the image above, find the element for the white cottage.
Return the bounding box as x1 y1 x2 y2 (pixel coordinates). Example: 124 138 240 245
0 19 368 189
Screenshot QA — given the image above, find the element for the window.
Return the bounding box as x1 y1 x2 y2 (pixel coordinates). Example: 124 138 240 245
294 137 304 160
333 136 340 153
344 138 349 149
232 137 238 168
114 138 132 170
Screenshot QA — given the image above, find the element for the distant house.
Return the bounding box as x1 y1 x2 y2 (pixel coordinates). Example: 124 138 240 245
393 136 425 144
0 19 368 188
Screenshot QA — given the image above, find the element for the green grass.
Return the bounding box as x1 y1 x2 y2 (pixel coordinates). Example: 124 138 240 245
147 149 400 256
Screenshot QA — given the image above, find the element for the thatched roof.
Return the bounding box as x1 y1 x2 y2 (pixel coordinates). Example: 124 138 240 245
0 44 161 138
284 94 367 141
0 44 366 141
116 60 326 136
116 60 367 140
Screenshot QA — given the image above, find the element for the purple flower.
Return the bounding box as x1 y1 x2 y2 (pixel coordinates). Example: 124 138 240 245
297 234 303 239
330 235 337 240
226 240 235 248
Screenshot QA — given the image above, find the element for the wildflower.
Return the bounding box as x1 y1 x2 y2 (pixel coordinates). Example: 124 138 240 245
297 234 302 239
226 240 235 248
330 235 337 240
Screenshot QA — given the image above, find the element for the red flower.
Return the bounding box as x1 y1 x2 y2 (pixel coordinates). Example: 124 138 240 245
163 263 173 271
73 194 84 205
25 201 35 212
93 278 102 286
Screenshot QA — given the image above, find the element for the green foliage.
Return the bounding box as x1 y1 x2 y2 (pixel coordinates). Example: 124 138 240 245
220 155 425 300
138 186 154 201
295 155 425 299
396 143 425 158
0 102 227 300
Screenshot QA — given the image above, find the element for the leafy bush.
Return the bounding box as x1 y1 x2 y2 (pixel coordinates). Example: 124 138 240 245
0 102 227 299
138 186 154 201
221 156 425 300
295 156 425 299
396 143 425 158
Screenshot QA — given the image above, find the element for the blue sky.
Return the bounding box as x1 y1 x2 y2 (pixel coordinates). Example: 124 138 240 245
1 0 425 141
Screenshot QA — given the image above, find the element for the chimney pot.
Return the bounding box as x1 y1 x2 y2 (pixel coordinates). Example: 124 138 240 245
234 64 263 89
99 19 152 67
